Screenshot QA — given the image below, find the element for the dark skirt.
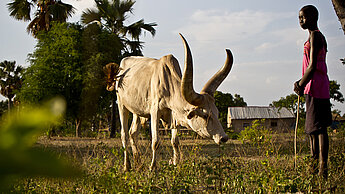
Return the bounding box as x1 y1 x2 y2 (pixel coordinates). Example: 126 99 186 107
305 95 332 134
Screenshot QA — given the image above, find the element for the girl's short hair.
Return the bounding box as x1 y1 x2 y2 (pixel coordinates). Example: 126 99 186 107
301 5 319 21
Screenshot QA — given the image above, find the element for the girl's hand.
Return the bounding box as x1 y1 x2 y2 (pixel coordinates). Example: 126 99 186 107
294 80 304 96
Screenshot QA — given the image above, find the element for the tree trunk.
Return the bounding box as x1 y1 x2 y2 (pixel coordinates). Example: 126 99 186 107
75 119 81 137
332 0 345 34
7 98 11 114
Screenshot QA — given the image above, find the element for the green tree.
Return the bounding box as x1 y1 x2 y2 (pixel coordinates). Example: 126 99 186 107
0 60 24 112
270 94 305 116
18 22 83 136
81 0 157 56
7 0 75 37
81 0 157 136
270 94 306 129
329 80 344 104
80 23 122 135
214 91 247 128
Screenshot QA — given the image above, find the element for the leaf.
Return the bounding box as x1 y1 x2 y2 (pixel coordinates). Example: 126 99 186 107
0 98 82 192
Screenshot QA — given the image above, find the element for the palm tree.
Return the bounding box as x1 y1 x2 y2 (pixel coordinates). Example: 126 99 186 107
82 0 156 137
0 61 24 112
7 0 75 37
81 0 157 56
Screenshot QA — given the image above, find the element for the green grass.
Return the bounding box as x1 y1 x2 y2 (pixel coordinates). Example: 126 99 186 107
9 132 345 193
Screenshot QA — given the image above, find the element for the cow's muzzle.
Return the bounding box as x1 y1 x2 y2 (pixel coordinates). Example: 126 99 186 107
213 134 229 144
220 135 229 143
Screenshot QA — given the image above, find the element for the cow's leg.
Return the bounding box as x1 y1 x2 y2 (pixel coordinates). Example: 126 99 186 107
118 103 131 171
129 114 141 165
150 111 160 171
171 128 180 165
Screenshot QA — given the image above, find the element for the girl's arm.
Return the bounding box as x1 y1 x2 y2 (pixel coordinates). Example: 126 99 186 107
298 31 322 88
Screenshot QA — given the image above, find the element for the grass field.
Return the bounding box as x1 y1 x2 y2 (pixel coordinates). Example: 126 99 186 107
9 131 345 193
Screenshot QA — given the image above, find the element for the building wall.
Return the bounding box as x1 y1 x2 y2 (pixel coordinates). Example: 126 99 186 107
229 118 295 132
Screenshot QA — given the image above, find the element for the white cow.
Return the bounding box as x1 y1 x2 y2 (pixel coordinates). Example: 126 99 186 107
106 34 233 171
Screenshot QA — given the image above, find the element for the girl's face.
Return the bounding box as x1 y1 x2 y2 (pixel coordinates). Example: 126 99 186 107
299 10 309 30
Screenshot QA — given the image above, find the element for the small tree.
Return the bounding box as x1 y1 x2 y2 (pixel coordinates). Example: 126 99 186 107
329 80 344 104
18 22 83 137
0 60 23 113
214 91 247 128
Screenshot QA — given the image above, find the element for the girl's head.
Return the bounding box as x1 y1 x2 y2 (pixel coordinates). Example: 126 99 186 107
299 5 319 30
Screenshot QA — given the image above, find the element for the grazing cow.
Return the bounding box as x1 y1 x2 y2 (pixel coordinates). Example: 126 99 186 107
106 34 233 171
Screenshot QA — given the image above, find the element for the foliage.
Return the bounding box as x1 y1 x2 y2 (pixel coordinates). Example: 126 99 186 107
79 23 122 128
271 93 305 129
19 22 83 126
81 0 157 135
0 60 24 112
239 119 272 146
7 0 75 37
214 91 247 129
8 133 345 193
329 80 344 104
0 98 81 192
271 93 305 116
81 0 157 56
335 123 345 138
0 100 7 117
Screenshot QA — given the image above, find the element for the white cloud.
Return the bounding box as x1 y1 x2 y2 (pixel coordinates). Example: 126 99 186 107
255 42 278 52
265 76 278 84
175 10 295 44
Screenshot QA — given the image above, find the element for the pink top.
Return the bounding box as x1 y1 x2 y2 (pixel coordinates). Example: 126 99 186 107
302 38 330 99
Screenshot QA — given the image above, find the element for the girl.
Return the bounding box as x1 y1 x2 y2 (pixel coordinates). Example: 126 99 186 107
294 5 332 179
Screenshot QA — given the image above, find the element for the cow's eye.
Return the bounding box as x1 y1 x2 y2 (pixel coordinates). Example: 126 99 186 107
187 110 196 119
201 114 208 119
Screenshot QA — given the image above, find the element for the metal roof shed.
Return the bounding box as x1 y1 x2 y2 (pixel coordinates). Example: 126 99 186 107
228 106 295 132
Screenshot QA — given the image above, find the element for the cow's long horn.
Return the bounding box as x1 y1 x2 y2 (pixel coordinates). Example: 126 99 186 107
201 49 233 95
180 33 204 106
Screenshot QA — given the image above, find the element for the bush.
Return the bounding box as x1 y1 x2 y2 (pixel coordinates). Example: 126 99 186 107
239 119 272 145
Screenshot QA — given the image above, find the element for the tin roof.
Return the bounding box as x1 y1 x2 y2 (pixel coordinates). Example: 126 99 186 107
228 106 295 120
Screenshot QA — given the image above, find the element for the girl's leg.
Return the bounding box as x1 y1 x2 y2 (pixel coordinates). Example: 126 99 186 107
309 134 319 174
318 132 329 179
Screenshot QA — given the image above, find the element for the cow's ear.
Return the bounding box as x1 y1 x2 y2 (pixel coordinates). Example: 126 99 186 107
187 110 196 119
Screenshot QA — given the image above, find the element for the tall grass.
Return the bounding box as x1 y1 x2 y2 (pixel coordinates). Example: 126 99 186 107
9 126 345 193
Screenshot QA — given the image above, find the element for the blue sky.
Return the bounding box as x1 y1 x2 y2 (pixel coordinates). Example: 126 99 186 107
1 0 345 113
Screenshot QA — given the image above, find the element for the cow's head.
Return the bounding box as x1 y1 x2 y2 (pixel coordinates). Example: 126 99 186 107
104 62 120 91
179 34 233 144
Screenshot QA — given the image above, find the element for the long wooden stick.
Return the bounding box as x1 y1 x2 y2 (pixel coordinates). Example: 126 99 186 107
294 95 300 169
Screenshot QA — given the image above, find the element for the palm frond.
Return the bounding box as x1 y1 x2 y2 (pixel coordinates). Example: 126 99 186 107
48 1 75 22
81 8 101 25
124 19 157 40
117 0 134 15
26 16 41 35
7 0 33 21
